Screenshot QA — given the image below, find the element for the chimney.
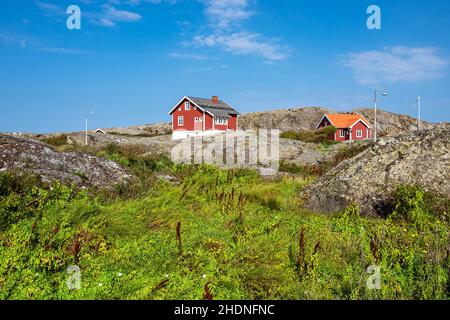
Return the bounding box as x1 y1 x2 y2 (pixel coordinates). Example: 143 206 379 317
212 96 218 104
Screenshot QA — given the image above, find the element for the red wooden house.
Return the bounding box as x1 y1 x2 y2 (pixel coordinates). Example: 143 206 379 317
316 113 373 141
169 96 240 140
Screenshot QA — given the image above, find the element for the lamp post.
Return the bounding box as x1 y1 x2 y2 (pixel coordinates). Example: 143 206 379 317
373 89 388 142
416 96 421 131
85 112 94 145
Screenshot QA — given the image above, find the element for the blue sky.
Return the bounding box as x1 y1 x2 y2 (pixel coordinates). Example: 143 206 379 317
1 0 449 133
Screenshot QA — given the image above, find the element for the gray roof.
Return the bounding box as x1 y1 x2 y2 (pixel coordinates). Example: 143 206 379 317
188 96 240 118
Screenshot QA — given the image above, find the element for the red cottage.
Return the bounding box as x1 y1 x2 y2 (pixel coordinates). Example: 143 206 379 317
169 96 240 140
316 113 373 142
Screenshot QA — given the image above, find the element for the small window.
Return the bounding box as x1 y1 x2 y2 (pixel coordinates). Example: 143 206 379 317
215 117 228 125
194 117 198 122
178 116 184 126
340 130 345 138
356 130 363 138
185 101 191 110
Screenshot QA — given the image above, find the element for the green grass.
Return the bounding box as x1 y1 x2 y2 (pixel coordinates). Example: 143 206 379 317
0 164 448 300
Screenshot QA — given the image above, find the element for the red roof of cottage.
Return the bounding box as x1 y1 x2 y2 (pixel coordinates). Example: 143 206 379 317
324 113 372 129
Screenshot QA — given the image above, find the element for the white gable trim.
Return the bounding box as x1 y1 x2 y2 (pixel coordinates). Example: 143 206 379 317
168 96 214 117
316 115 334 129
349 119 372 129
95 128 106 134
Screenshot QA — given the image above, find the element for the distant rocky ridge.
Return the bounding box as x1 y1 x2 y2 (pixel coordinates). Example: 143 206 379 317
1 107 441 190
13 107 435 140
300 124 450 216
354 108 435 136
238 107 436 136
0 134 133 188
238 107 330 131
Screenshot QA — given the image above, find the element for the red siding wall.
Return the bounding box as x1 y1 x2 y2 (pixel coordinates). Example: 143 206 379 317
205 113 213 130
170 98 238 132
319 117 371 141
172 98 205 131
335 129 349 142
228 115 237 131
334 122 370 141
351 121 370 141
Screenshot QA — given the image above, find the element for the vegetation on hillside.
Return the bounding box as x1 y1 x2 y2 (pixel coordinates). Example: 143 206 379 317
279 141 373 177
0 145 448 300
280 126 337 144
40 134 68 147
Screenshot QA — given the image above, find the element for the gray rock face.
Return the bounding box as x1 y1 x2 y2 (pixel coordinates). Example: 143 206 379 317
355 108 436 136
239 107 330 131
238 107 437 137
0 134 134 188
300 125 450 216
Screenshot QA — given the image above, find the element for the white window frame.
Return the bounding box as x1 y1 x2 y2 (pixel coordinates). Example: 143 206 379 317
194 117 199 122
340 130 345 138
356 129 363 138
178 116 184 126
185 101 191 110
215 117 228 125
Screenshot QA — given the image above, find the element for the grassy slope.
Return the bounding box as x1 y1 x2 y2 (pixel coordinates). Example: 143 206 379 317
0 163 448 300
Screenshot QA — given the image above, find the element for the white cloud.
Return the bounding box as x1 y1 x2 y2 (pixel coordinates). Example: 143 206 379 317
169 52 213 60
127 0 178 4
187 1 290 62
105 6 142 22
35 1 62 13
342 46 449 84
92 6 142 26
193 32 290 61
203 0 253 30
0 33 30 48
0 32 87 55
35 1 144 27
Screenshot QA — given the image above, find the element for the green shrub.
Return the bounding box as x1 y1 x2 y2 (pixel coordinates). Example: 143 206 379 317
280 126 337 144
280 131 301 140
390 185 441 227
279 142 373 176
0 172 42 197
41 135 68 147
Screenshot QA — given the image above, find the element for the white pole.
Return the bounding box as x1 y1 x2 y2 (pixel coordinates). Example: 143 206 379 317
374 89 377 142
418 95 421 130
85 114 88 145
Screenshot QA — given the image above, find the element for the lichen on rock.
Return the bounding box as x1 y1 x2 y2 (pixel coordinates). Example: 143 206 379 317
300 124 450 216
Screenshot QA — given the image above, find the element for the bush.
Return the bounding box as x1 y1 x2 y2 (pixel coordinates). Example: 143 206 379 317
390 185 447 227
280 131 301 140
280 126 337 144
40 135 68 147
0 172 42 197
280 142 372 176
279 162 321 176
